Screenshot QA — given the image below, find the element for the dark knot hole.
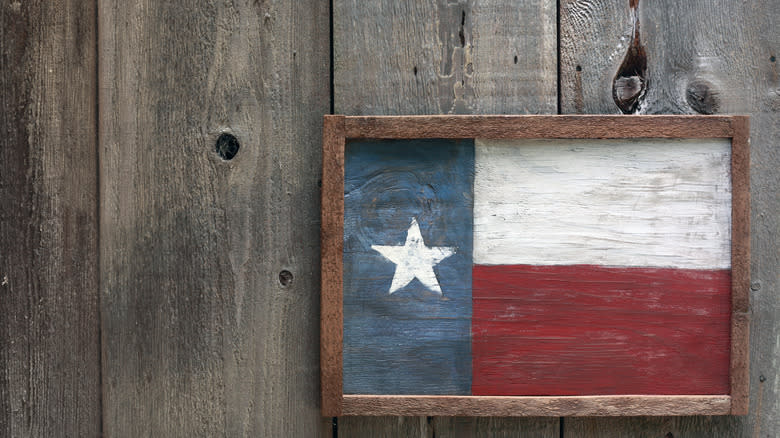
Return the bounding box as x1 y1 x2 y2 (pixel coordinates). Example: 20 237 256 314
215 133 240 160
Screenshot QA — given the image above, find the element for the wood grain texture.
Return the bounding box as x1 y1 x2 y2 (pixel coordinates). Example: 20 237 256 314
342 416 560 437
333 0 558 434
730 117 751 416
322 116 345 416
730 312 750 415
338 417 431 438
342 395 732 417
431 417 560 438
343 115 737 139
473 138 732 269
99 0 329 436
472 265 731 396
334 0 556 116
339 416 558 438
323 117 744 415
561 0 777 435
731 117 751 315
0 1 101 436
342 139 474 396
560 0 632 114
564 416 751 438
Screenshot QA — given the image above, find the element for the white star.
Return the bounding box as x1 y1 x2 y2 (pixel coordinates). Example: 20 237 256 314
371 218 456 295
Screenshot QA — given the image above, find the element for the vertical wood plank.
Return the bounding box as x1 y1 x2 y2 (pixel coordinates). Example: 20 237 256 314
334 0 557 116
432 417 560 437
559 0 631 114
338 416 430 438
99 0 329 435
334 0 558 435
561 0 778 435
0 1 101 436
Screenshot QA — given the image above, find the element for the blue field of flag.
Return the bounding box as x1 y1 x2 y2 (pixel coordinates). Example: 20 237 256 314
342 139 475 395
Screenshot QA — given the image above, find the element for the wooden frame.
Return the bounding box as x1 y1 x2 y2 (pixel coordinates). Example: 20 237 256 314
321 115 750 417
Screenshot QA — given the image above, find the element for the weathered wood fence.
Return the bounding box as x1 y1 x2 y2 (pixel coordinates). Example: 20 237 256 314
2 0 777 436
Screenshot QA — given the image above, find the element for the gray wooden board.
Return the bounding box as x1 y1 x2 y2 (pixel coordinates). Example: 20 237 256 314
561 0 779 436
338 417 431 438
99 0 329 436
559 0 632 114
4 0 777 435
334 0 557 116
0 1 101 436
334 0 558 434
432 417 561 437
339 417 559 437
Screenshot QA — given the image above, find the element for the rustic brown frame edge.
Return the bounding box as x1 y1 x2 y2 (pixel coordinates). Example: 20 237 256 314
322 115 750 417
729 116 751 415
341 395 732 417
343 115 738 139
321 115 345 416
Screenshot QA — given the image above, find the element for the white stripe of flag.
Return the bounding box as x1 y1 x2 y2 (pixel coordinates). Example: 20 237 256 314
473 138 732 269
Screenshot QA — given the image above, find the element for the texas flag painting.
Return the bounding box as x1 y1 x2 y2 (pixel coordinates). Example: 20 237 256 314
342 136 733 397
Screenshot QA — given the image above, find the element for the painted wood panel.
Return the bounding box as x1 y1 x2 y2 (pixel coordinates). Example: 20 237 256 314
0 2 101 436
99 0 329 436
336 129 739 408
472 264 731 396
561 0 777 435
343 139 474 395
474 138 732 269
334 0 559 433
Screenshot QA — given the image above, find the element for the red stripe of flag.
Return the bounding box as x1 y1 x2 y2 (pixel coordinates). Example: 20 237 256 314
471 264 731 396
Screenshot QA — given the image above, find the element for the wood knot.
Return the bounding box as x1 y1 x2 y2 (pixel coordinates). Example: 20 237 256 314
215 132 240 160
686 79 720 114
612 0 647 113
613 75 646 113
279 270 293 287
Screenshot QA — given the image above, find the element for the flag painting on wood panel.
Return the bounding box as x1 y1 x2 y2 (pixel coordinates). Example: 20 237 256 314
342 137 732 396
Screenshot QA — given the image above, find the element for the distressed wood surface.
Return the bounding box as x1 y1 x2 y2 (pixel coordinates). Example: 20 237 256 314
473 264 731 397
334 0 558 434
561 0 778 436
325 120 746 417
337 416 559 438
342 395 732 417
338 417 430 438
334 0 557 116
343 115 740 139
99 0 329 435
730 116 752 415
431 417 560 438
342 139 475 396
474 138 732 269
2 0 773 435
322 116 346 417
0 1 101 436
